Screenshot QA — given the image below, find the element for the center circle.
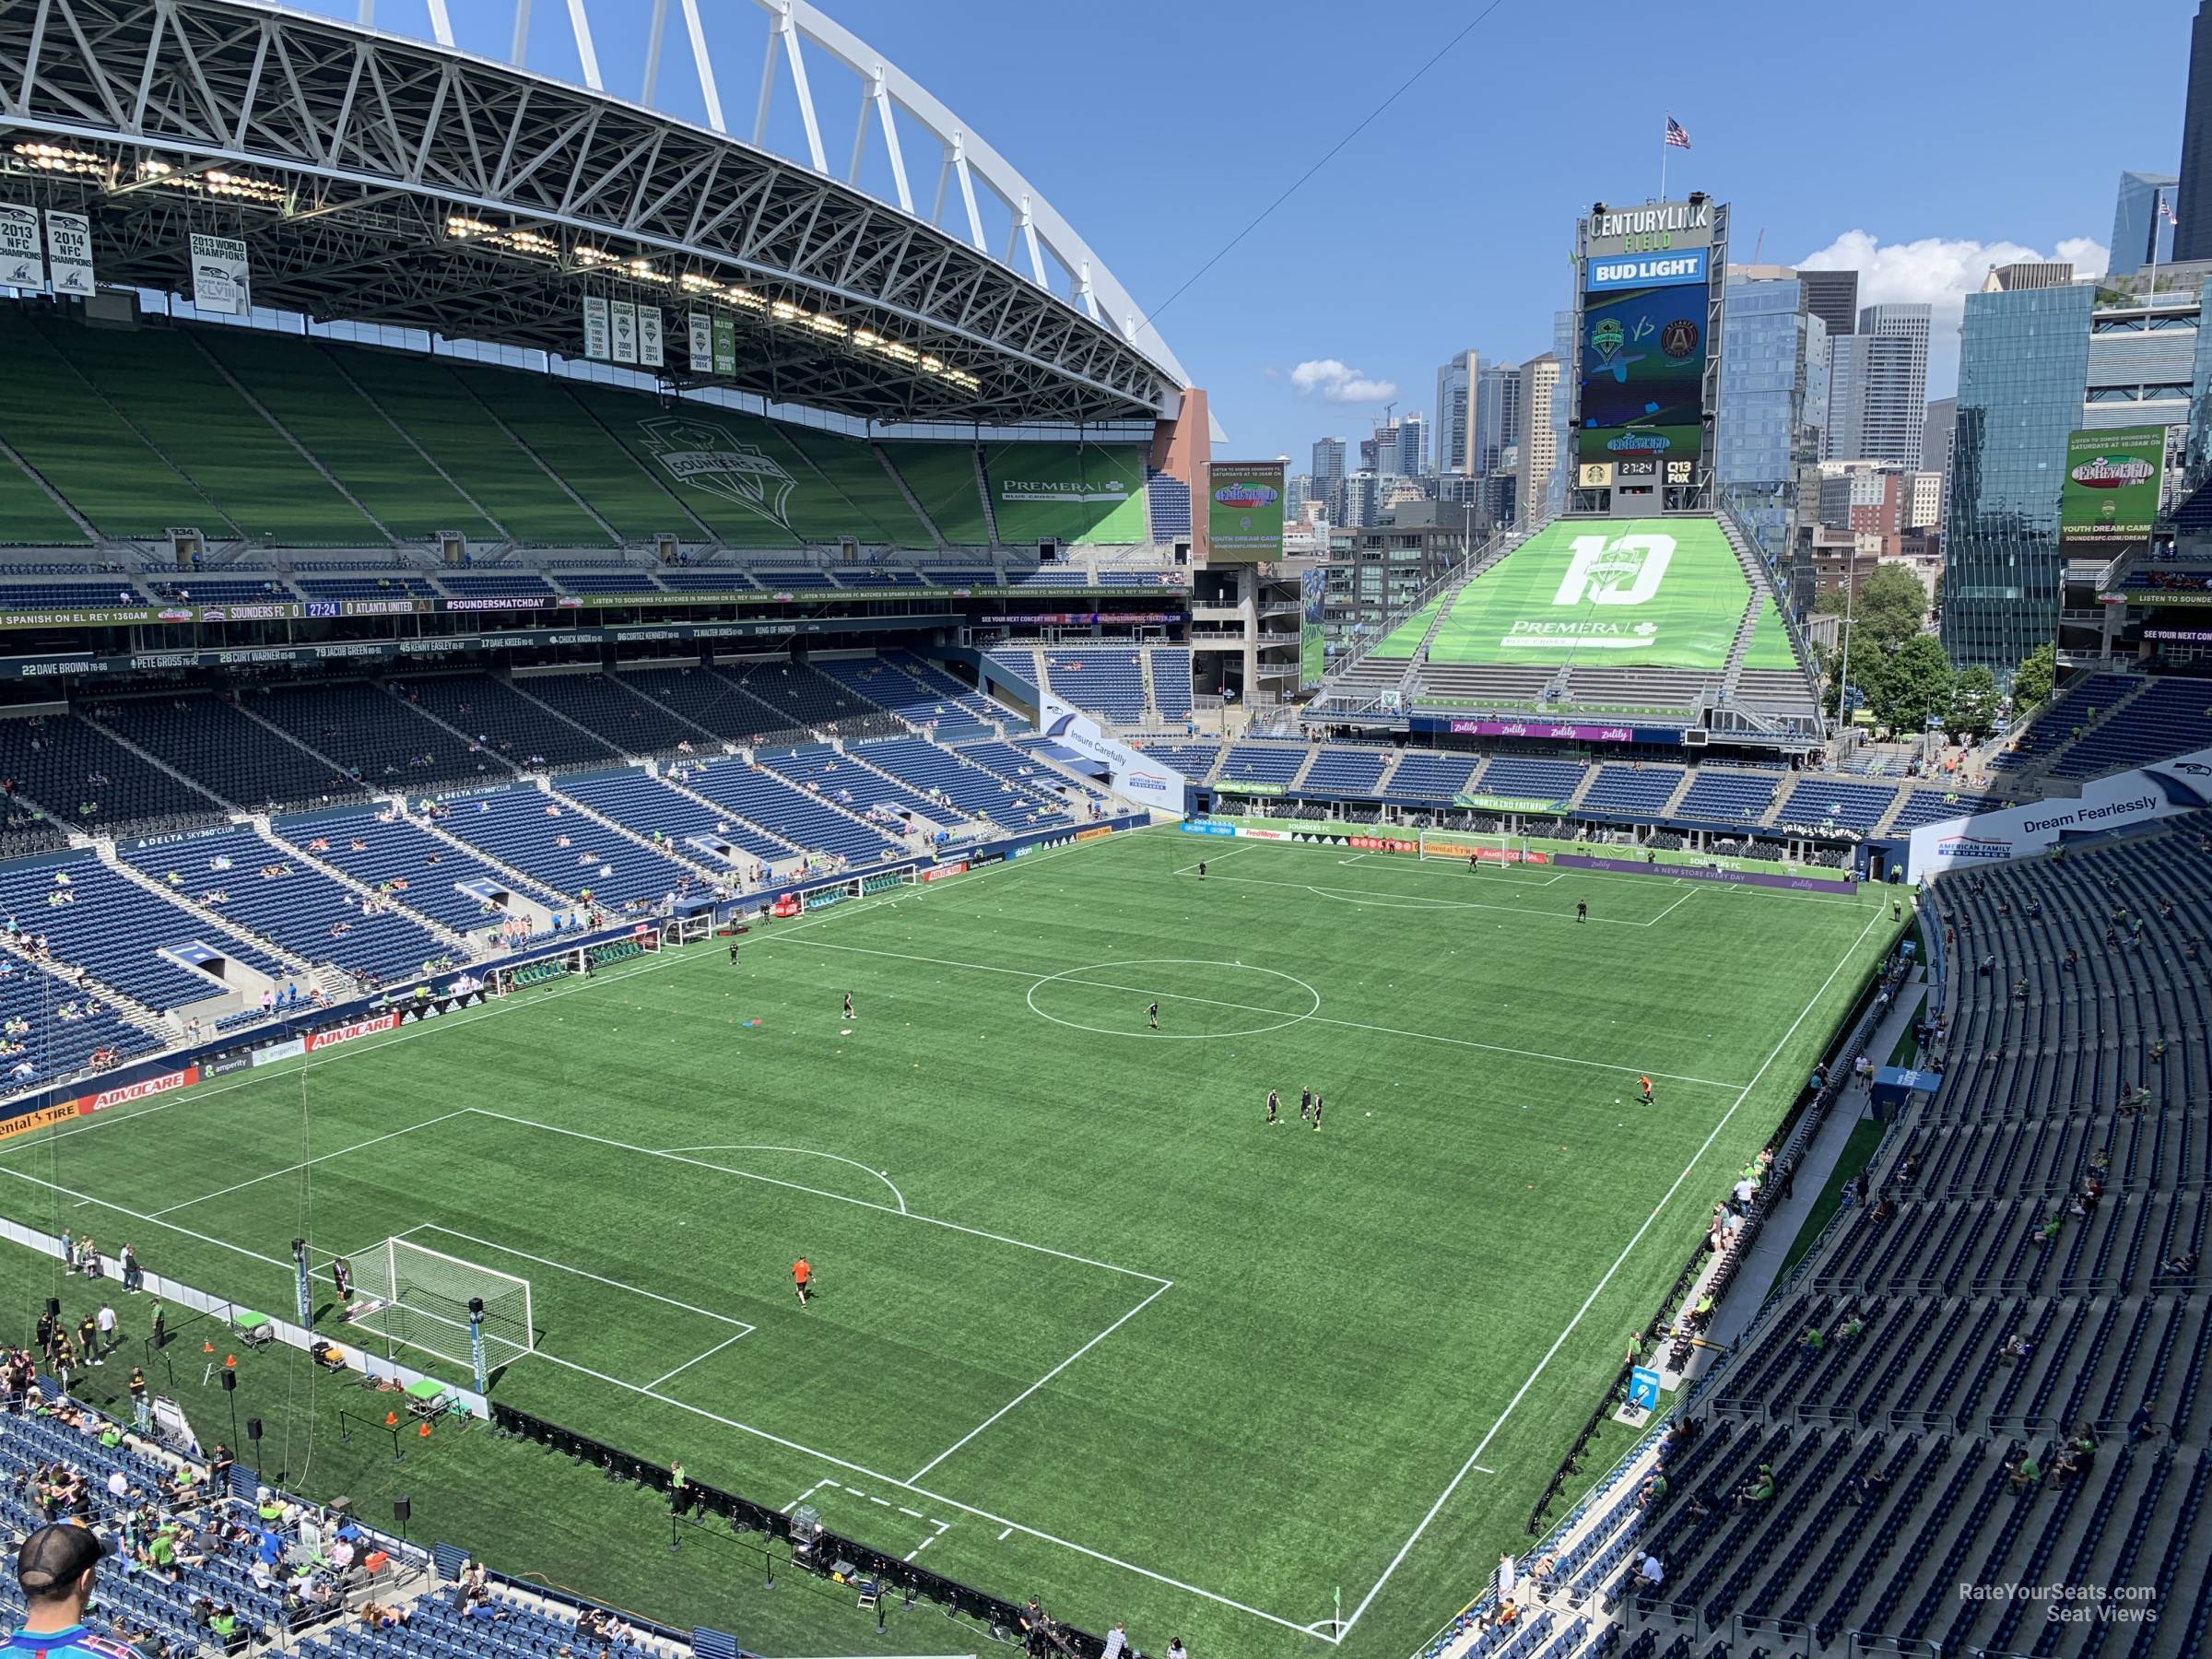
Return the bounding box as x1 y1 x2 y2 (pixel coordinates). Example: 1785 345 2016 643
1024 958 1323 1040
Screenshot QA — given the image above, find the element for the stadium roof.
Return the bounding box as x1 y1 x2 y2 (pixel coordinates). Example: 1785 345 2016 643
0 0 1189 427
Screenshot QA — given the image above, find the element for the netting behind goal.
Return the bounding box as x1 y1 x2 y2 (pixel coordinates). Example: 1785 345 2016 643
1418 830 1537 865
350 1238 534 1372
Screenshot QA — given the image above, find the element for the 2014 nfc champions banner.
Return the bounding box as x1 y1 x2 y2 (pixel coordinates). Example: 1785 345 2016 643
1906 744 2212 883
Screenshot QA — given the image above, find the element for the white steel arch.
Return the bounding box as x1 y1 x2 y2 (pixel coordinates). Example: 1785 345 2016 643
337 0 1193 390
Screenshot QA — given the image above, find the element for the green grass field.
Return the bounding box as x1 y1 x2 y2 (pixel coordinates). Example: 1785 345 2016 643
0 828 1898 1658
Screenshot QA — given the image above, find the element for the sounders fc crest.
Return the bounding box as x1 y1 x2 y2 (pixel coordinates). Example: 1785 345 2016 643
640 418 797 532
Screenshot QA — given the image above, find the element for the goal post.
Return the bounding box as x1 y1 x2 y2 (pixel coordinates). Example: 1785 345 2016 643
852 868 918 899
347 1237 534 1374
1418 829 1542 866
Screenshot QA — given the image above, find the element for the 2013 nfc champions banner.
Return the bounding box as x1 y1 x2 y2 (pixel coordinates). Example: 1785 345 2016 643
1906 744 2212 882
0 206 44 288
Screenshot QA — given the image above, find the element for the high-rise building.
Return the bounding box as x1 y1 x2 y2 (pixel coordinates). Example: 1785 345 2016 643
1908 471 1944 531
1983 261 2074 293
2178 3 2212 263
1546 310 1574 516
1942 278 2212 671
1311 436 1347 522
1716 276 1829 612
1434 350 1477 476
2110 171 2180 277
1797 269 1860 339
1922 396 1958 527
1395 412 1429 478
1515 355 1560 526
1824 303 1932 467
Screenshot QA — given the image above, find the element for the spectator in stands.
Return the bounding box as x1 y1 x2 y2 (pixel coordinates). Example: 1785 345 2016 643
1841 1463 1886 1506
2006 1453 2041 1493
1635 1552 1665 1594
1735 1464 1776 1508
10 1520 130 1657
2128 1400 2159 1445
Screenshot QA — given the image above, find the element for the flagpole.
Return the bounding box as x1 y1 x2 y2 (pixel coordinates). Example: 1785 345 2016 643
1659 121 1668 202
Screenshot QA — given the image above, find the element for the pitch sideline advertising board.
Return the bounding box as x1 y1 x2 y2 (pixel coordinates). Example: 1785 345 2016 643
1038 693 1187 815
1206 461 1287 562
2059 425 2165 547
1575 199 1716 476
1905 744 2212 882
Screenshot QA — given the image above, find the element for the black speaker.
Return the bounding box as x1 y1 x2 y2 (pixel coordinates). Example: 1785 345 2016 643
392 1496 410 1524
246 1418 263 1442
221 1369 237 1393
44 1298 59 1319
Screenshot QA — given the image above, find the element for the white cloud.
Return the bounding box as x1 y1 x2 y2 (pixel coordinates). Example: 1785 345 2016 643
1795 229 2110 333
1289 358 1398 405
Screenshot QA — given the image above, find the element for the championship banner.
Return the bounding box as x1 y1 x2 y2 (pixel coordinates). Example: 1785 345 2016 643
0 206 45 288
638 305 664 369
712 312 737 375
582 296 612 360
189 232 250 315
610 300 638 364
43 210 93 296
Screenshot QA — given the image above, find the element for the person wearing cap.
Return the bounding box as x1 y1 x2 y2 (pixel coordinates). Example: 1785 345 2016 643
4 1522 142 1659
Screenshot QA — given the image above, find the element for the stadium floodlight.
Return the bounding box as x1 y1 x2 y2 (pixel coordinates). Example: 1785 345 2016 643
348 1238 534 1375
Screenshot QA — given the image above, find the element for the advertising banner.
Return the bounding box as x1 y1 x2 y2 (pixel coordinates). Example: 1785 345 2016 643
1583 248 1709 292
305 1012 399 1053
688 311 714 373
253 1037 307 1066
0 1100 88 1141
44 210 94 295
1906 744 2212 881
1218 781 1285 795
72 1065 201 1113
1040 694 1186 815
1557 853 1856 894
2060 426 2165 546
1446 717 1641 743
189 232 250 315
638 305 664 369
0 206 41 288
1578 275 1706 465
1206 461 1287 562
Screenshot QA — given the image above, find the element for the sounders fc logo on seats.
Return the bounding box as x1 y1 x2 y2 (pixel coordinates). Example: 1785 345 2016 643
639 418 798 533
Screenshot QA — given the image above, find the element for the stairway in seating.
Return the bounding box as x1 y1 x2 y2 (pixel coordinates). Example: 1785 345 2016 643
253 818 475 957
874 441 946 547
971 442 1001 545
1137 650 1159 726
100 844 315 975
1657 768 1700 818
1371 749 1407 795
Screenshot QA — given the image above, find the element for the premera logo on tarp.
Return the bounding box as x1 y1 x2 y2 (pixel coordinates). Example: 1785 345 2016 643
1500 532 1677 652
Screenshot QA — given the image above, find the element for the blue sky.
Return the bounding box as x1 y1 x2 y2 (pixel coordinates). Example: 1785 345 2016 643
348 0 2189 461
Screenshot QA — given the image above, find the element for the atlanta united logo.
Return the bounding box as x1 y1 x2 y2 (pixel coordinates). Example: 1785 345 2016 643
639 418 797 532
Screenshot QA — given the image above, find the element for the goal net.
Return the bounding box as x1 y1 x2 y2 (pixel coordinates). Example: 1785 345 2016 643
347 1237 534 1372
1418 829 1547 866
851 869 917 899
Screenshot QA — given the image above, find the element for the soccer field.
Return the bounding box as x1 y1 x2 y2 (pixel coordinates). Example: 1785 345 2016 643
0 827 1900 1658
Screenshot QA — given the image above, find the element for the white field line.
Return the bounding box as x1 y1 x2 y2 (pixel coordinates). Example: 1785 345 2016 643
658 1144 908 1213
908 1277 1175 1484
1329 899 1889 1642
463 1108 1170 1286
1644 888 1698 927
518 1347 1324 1641
400 1221 757 1330
1172 845 1250 877
1199 868 1661 929
782 938 1751 1091
0 828 1117 1160
642 1331 749 1392
147 1109 474 1218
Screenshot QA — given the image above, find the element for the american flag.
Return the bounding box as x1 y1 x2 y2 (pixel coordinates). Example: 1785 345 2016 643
2161 197 2180 229
1664 115 1692 150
